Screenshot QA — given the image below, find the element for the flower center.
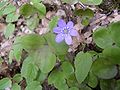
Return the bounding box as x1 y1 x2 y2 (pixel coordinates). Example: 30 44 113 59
62 27 69 34
63 29 68 34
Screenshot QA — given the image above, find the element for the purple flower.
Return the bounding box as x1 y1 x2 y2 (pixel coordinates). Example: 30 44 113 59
53 19 78 45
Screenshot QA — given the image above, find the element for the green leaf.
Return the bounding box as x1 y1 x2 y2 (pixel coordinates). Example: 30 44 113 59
62 0 78 4
102 46 120 64
0 78 12 89
48 70 68 90
75 8 94 18
80 0 103 5
9 38 22 62
75 8 94 26
69 87 79 90
92 58 117 79
0 10 3 16
36 71 47 83
33 3 46 19
25 81 42 90
6 12 19 22
12 44 22 61
49 16 59 31
100 79 116 90
9 50 14 63
115 80 120 90
11 83 21 90
20 4 36 17
26 15 39 30
21 56 38 82
13 74 22 83
75 52 93 84
67 74 79 87
21 45 55 79
0 2 6 8
81 17 90 26
87 71 98 88
80 85 92 90
100 79 120 90
3 4 16 15
14 34 45 51
45 33 68 56
0 57 2 60
30 0 41 4
93 27 113 49
4 23 15 38
110 21 120 47
33 46 56 73
61 61 74 78
48 70 64 84
20 3 46 18
0 2 6 16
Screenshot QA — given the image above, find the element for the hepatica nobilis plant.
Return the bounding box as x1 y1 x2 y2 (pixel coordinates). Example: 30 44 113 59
2 0 120 90
53 19 78 45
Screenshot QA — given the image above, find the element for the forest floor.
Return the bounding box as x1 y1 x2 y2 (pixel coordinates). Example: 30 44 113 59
0 0 120 90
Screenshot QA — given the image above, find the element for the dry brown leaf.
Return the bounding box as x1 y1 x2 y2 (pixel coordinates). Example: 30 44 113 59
84 31 92 38
42 18 49 27
38 27 49 35
56 9 66 17
0 23 6 33
110 15 120 23
46 11 56 19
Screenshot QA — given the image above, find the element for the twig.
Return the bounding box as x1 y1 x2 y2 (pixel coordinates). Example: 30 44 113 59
78 1 86 8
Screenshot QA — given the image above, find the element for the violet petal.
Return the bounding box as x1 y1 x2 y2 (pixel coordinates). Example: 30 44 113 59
65 34 72 45
53 27 61 34
55 33 64 43
58 19 66 27
67 21 74 29
70 29 78 36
